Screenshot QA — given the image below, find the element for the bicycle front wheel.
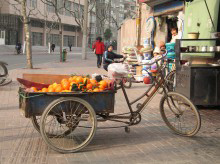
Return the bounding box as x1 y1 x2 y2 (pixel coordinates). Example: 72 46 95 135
160 92 201 136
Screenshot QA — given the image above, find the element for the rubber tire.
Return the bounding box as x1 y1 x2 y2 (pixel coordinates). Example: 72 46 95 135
40 97 97 153
124 78 132 88
31 115 40 133
160 92 201 137
0 64 8 84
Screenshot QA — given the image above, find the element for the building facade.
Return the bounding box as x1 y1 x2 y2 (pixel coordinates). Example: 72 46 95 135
118 0 185 53
0 0 84 47
89 0 136 45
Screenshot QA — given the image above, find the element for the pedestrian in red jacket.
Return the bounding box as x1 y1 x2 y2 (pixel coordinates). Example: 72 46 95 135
92 37 105 68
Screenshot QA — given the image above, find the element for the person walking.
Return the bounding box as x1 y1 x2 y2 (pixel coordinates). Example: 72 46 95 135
68 43 72 52
15 42 22 55
51 43 55 52
92 37 105 68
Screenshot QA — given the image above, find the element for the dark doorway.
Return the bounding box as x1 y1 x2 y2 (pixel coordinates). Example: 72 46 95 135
166 16 178 42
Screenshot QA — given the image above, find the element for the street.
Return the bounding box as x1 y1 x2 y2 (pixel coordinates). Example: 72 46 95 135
0 54 219 164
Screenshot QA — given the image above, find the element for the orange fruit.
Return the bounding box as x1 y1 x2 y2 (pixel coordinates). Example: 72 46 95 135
99 85 106 91
55 85 63 92
48 85 53 89
99 80 108 88
68 77 75 83
42 88 48 92
90 79 97 86
61 78 68 84
76 76 83 84
86 84 93 90
31 87 37 92
48 87 55 92
93 88 100 92
72 76 78 81
62 81 70 90
52 83 59 89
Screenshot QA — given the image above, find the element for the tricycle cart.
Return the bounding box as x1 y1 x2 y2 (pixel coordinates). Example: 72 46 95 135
18 53 201 153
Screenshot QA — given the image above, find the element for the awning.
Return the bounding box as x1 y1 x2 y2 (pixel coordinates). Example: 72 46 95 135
139 0 173 7
153 1 184 16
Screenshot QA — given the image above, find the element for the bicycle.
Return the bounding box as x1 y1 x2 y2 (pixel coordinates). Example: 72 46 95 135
0 61 12 86
19 50 201 153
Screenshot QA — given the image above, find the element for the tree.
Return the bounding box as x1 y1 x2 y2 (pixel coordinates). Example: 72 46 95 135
95 1 111 37
40 0 65 62
104 28 112 41
6 0 38 69
64 0 96 60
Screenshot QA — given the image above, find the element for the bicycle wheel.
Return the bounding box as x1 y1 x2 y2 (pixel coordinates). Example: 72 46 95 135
31 115 41 133
0 64 8 84
124 77 132 88
40 97 97 153
160 92 201 136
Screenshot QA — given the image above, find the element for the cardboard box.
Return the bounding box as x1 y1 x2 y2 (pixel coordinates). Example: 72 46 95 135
136 66 143 75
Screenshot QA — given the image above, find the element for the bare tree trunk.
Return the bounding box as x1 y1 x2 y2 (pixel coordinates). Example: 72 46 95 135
58 18 63 62
21 0 33 69
82 0 88 60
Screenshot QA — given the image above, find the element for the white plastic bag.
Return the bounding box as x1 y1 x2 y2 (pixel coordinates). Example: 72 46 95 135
108 63 129 80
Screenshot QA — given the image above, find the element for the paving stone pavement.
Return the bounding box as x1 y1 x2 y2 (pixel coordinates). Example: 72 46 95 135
0 54 220 164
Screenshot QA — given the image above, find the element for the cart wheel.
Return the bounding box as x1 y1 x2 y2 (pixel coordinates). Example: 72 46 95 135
125 126 130 133
40 97 97 153
160 92 201 136
123 78 132 89
31 115 41 133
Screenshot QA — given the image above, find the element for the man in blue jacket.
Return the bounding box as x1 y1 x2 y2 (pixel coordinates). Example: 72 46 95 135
103 45 124 71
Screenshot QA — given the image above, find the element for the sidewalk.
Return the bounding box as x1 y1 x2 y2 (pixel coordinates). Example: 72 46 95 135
0 45 88 55
0 55 220 164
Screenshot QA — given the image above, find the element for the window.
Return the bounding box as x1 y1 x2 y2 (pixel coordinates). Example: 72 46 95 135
47 34 60 46
57 0 64 15
31 20 44 28
65 0 72 16
32 32 43 46
47 4 55 13
28 0 37 8
63 25 75 32
0 31 5 39
47 22 59 30
64 35 75 47
73 3 84 18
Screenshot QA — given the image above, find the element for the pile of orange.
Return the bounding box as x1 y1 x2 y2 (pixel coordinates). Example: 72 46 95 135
29 75 111 93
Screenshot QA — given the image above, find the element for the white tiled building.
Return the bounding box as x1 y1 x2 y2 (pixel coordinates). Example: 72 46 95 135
0 0 84 47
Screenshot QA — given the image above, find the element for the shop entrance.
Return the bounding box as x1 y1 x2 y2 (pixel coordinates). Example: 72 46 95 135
166 16 178 43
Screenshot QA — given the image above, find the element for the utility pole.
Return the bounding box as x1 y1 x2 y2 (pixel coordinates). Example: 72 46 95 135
82 0 89 60
137 1 142 46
